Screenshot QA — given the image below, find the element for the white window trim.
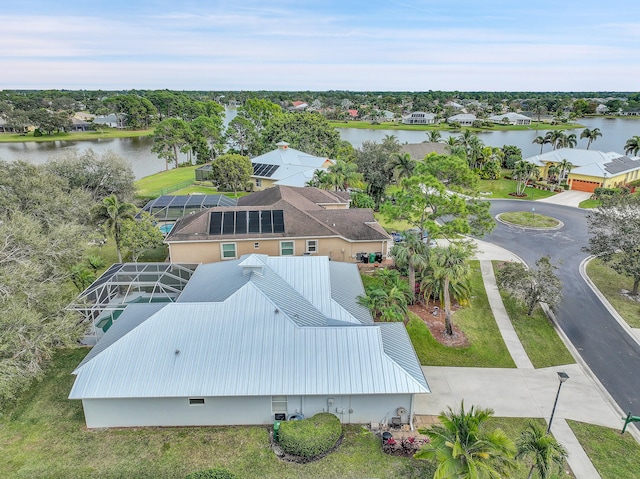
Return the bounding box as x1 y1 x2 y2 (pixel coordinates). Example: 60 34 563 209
280 240 295 256
272 395 288 413
220 242 237 260
306 239 318 254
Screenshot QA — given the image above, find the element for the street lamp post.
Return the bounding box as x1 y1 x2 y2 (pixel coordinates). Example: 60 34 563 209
547 371 570 433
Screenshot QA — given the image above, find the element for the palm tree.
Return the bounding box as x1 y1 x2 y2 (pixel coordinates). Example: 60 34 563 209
92 194 137 262
429 244 473 336
547 165 560 184
557 159 573 184
427 130 442 143
532 135 548 155
513 161 538 196
580 127 602 149
549 131 565 150
390 232 430 304
326 160 362 191
387 152 416 182
357 288 387 319
516 422 568 479
416 402 517 478
625 135 640 156
562 133 577 149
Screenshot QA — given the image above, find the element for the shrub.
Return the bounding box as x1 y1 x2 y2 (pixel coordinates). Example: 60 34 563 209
184 468 236 479
277 413 342 458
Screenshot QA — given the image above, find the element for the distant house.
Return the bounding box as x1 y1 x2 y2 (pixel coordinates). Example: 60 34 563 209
249 141 334 190
401 112 438 125
487 112 532 126
347 109 359 119
445 101 464 110
71 117 91 131
165 185 392 264
446 113 476 126
291 101 308 111
93 114 119 128
68 254 430 428
525 148 640 192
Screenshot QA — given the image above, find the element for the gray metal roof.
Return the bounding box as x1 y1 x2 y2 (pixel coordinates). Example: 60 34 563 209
329 261 374 325
70 255 430 400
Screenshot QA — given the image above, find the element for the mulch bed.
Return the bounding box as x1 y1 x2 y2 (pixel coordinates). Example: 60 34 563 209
409 301 470 348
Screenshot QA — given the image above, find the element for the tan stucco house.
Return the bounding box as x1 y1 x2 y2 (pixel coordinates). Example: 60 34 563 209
165 186 392 264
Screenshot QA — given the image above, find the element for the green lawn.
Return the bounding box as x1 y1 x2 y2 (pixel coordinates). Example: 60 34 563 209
568 420 640 479
477 178 557 200
135 165 199 198
0 129 153 143
498 211 561 228
585 258 640 328
499 291 575 368
406 261 516 368
0 349 435 479
579 198 601 208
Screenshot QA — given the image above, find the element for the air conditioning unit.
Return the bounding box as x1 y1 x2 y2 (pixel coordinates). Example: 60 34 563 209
396 407 407 416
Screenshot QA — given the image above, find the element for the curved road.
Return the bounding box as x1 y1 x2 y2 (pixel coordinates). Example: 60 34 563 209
484 200 639 414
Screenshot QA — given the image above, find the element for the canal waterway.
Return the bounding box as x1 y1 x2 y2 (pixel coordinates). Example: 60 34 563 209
0 116 638 179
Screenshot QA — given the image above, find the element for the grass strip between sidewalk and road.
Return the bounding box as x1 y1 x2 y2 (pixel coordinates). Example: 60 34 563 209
407 261 516 368
568 420 640 479
585 257 640 328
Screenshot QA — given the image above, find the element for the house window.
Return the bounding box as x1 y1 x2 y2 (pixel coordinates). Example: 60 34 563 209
306 240 318 254
189 398 205 406
255 178 262 187
272 395 287 413
254 242 260 249
280 241 294 256
221 243 237 260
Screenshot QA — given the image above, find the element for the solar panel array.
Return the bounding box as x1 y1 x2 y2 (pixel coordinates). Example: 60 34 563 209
253 163 280 178
209 210 285 236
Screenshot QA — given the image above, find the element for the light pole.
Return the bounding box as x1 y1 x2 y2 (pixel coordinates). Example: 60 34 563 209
547 371 570 433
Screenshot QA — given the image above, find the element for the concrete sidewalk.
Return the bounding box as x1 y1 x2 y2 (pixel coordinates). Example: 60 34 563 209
413 241 629 478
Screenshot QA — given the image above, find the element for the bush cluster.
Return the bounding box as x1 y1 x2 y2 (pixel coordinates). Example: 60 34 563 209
277 413 342 458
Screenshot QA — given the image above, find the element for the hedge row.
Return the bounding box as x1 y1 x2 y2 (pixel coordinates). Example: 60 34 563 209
278 413 342 458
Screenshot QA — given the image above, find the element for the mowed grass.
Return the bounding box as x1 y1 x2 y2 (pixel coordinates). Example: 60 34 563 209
477 178 557 200
568 420 640 479
499 211 561 228
407 261 516 368
0 128 153 143
135 165 199 198
499 292 575 368
579 198 600 209
585 258 640 328
0 349 435 479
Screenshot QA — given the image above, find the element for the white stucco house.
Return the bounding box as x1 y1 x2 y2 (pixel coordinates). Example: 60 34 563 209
487 112 532 125
446 113 476 126
402 112 438 125
69 254 430 428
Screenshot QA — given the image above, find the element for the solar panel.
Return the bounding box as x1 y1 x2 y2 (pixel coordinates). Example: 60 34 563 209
209 211 223 235
273 210 285 233
248 211 261 233
261 210 273 233
252 163 279 178
235 211 247 234
222 211 235 235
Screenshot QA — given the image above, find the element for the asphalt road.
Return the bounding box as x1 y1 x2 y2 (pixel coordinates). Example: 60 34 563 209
484 200 639 414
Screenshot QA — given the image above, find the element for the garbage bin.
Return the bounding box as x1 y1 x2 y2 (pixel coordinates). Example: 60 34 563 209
375 252 383 263
369 252 377 264
362 254 369 264
273 421 281 441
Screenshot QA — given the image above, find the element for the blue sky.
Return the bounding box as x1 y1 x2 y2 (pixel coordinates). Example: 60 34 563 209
2 0 638 91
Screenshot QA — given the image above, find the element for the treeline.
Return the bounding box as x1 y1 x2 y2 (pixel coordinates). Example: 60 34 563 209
0 151 137 408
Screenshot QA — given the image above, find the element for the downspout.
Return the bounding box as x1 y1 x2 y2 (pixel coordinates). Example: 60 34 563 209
409 394 415 431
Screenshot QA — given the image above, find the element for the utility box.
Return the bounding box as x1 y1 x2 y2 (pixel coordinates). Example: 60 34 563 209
273 421 281 441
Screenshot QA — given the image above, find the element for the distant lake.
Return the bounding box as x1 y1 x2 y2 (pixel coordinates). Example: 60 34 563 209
0 115 638 179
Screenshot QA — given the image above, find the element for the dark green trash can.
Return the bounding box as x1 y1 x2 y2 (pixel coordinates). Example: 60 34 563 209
273 421 281 441
369 252 377 264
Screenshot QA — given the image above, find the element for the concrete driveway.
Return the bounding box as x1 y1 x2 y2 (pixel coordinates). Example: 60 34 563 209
536 190 592 207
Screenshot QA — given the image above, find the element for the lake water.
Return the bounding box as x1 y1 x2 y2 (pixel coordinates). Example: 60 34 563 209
0 115 638 179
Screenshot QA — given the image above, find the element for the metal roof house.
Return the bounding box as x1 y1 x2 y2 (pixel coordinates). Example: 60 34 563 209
249 141 334 190
525 148 640 192
487 112 532 125
69 254 430 428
